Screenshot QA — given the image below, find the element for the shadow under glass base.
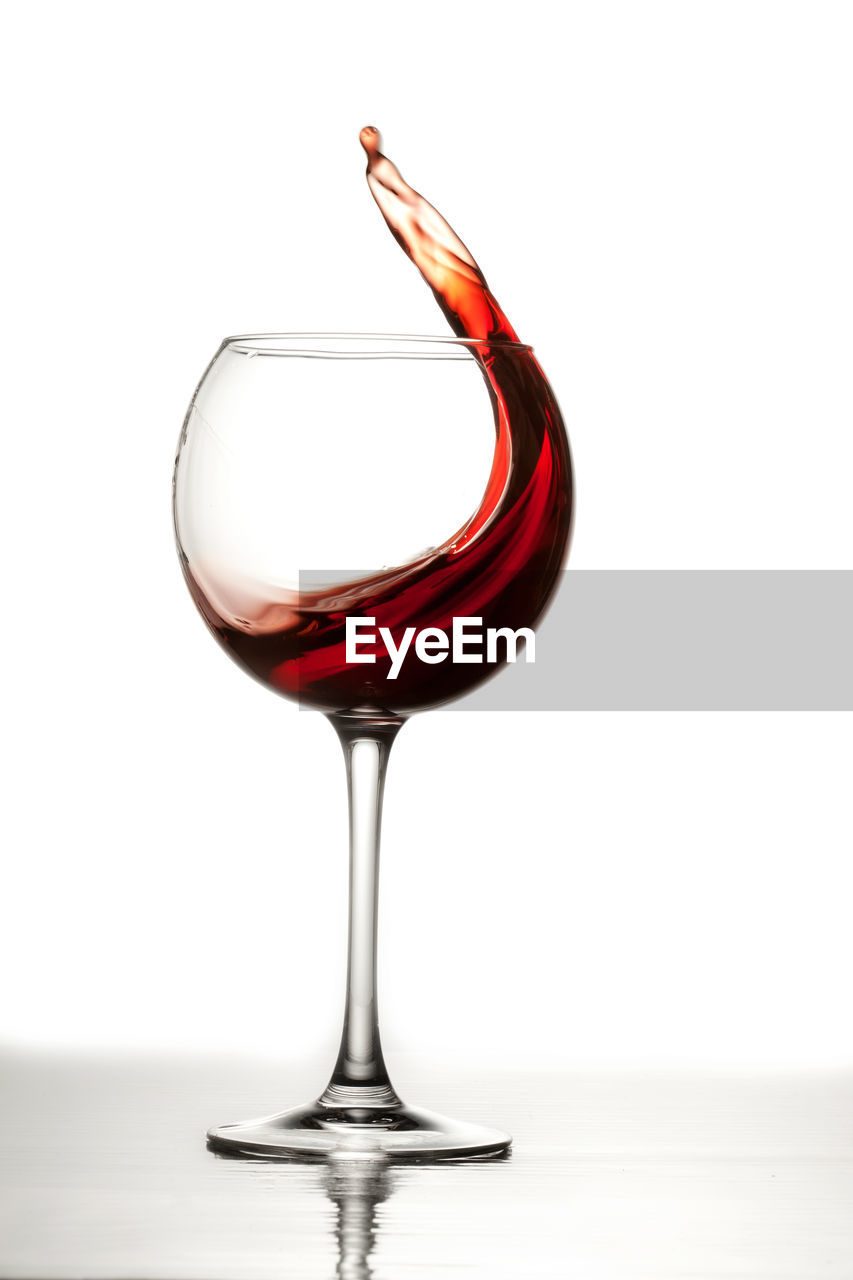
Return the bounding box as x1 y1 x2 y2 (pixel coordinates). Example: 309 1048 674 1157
207 1099 511 1161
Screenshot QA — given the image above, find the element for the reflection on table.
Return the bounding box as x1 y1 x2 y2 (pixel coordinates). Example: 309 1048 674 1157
1 1052 851 1278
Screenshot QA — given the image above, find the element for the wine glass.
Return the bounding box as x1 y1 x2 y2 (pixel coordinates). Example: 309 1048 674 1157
173 332 572 1158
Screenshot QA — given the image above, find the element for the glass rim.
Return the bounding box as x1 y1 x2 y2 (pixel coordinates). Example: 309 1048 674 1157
221 332 534 357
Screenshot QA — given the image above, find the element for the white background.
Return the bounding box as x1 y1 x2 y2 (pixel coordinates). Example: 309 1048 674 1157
2 1 851 1069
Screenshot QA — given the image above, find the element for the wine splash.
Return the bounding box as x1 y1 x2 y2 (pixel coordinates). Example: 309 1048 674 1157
183 129 573 714
359 126 519 345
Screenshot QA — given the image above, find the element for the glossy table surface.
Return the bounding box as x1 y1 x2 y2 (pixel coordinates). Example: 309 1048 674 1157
1 1051 851 1278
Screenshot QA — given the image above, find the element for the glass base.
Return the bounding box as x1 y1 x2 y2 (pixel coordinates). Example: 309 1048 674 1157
207 1100 511 1161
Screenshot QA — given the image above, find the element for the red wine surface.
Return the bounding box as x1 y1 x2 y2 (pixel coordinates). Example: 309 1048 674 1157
185 129 573 714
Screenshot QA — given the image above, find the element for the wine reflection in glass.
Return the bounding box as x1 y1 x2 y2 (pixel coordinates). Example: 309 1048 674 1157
173 133 572 1159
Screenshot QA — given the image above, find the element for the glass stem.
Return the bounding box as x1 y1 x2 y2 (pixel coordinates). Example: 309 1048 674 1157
320 712 405 1110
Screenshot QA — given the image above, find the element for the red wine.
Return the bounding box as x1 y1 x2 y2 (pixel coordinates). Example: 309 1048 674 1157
185 129 573 714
